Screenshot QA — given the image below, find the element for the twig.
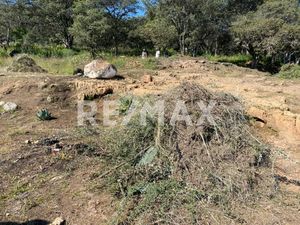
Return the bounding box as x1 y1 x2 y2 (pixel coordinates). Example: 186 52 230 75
199 132 216 167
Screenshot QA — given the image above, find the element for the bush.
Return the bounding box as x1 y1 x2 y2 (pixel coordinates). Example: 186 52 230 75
140 58 159 70
278 64 300 79
22 45 79 58
0 48 8 57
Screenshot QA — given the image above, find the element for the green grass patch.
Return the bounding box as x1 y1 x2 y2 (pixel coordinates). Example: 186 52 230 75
0 48 8 57
204 54 252 66
278 64 300 79
0 57 13 67
0 51 159 75
33 52 91 75
0 52 92 75
139 58 159 70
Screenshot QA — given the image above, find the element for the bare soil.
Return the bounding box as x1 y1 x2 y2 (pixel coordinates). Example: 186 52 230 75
0 58 300 224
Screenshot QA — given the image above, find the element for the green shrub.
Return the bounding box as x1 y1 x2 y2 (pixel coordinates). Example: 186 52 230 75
108 56 127 70
140 58 159 70
0 48 8 57
118 96 133 115
22 45 79 58
278 64 300 79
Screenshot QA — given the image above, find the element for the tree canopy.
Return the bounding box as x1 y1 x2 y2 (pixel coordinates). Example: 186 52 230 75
0 0 299 66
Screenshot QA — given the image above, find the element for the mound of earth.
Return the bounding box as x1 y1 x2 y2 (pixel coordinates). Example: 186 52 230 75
7 55 47 73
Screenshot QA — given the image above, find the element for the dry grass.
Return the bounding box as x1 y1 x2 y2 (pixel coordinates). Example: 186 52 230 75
99 82 277 224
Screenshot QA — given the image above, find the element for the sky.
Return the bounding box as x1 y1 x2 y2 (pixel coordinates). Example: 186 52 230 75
135 1 146 17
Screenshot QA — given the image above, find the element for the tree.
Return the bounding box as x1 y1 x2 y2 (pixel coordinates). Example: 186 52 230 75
29 0 74 48
70 0 110 57
139 17 177 51
0 0 31 50
0 0 14 49
157 0 197 55
101 0 139 55
232 0 300 66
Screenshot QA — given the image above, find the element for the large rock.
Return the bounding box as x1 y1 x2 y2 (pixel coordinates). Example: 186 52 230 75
8 54 47 73
84 59 117 79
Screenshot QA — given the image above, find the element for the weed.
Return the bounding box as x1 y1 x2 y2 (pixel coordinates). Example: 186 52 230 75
118 96 133 115
140 58 159 70
278 64 300 79
0 48 8 57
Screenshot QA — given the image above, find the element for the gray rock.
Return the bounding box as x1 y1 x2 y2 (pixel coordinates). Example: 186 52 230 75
50 217 65 225
3 102 18 112
84 59 117 79
47 95 53 103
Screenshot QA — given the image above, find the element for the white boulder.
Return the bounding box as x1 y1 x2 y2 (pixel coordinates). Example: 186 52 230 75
3 102 18 112
84 59 117 79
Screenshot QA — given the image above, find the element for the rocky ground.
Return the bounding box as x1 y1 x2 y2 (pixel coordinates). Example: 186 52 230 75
0 57 300 224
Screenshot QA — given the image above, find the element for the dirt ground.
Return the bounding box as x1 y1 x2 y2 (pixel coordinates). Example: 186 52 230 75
0 58 300 224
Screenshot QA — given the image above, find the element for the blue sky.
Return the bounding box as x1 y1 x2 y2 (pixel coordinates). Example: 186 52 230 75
135 0 146 17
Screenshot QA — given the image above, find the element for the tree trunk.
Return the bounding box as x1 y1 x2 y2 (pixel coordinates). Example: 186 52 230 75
214 39 218 56
114 45 118 56
64 34 73 49
5 27 10 49
179 34 185 55
248 44 258 68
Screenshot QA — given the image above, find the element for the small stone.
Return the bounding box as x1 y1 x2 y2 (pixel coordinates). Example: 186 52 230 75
3 102 18 112
47 96 53 103
50 217 65 225
38 82 48 89
255 121 266 128
0 101 5 106
142 75 153 83
3 88 13 95
25 140 32 144
52 148 61 154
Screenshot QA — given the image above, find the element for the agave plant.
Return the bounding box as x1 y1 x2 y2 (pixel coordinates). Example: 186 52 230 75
36 108 53 121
